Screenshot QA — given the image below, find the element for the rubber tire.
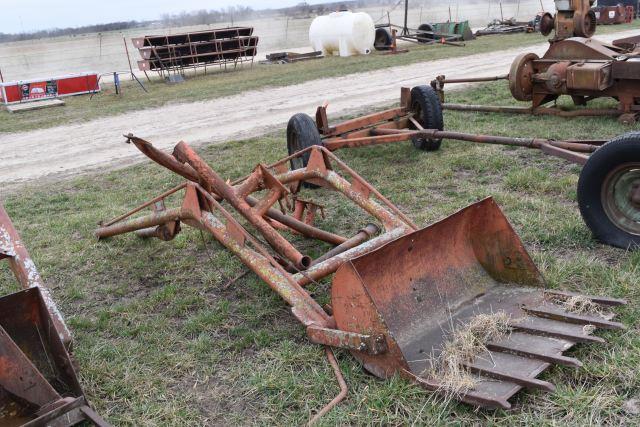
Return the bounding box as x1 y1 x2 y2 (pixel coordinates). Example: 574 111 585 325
286 113 323 188
578 132 640 249
410 85 443 151
374 28 392 51
417 23 434 43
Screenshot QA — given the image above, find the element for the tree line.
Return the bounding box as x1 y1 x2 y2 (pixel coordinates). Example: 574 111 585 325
0 1 401 43
0 21 145 43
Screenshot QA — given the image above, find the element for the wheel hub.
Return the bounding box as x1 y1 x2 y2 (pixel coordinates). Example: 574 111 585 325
603 164 640 235
509 53 538 102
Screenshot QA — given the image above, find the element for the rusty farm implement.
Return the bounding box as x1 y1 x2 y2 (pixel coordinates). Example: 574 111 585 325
95 135 626 417
286 85 640 249
430 0 640 124
0 205 109 426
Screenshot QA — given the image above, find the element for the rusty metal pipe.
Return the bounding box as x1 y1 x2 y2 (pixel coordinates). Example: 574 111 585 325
125 135 201 183
196 210 329 326
112 136 348 246
548 140 599 153
174 142 311 270
436 74 509 84
371 126 599 154
253 189 283 217
442 103 621 117
324 171 406 231
311 223 380 267
128 137 343 254
186 186 332 327
443 103 535 114
294 227 407 286
419 130 548 149
134 227 165 239
96 208 182 239
102 183 186 227
324 133 414 150
323 149 418 230
308 347 347 426
245 197 346 245
539 142 589 164
532 107 621 117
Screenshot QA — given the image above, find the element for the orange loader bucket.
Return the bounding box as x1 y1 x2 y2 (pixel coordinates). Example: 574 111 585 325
0 287 86 425
331 198 625 408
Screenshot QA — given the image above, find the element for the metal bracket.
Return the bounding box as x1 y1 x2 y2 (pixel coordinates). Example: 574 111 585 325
400 86 411 110
307 325 388 355
315 103 330 134
351 179 371 200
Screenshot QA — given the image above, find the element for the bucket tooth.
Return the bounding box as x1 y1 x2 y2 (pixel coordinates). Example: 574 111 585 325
409 372 513 409
462 363 556 392
511 317 606 343
543 290 627 306
331 198 626 408
485 343 583 367
521 304 626 330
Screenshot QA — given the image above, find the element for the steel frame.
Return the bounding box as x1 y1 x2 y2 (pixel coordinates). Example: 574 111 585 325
314 87 604 165
96 136 416 345
133 27 258 78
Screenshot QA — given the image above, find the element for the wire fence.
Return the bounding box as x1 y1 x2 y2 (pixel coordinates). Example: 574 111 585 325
0 0 554 83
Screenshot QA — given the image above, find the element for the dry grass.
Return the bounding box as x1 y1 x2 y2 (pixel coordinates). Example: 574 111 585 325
553 295 607 318
0 80 637 425
424 312 512 395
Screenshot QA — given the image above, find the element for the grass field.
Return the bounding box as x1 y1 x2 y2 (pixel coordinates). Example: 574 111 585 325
2 21 640 135
0 80 639 425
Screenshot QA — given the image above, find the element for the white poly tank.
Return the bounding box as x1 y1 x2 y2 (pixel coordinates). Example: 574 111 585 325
309 11 375 57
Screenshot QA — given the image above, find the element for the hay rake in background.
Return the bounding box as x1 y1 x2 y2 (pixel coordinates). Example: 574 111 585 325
286 85 640 249
0 205 109 426
96 136 626 419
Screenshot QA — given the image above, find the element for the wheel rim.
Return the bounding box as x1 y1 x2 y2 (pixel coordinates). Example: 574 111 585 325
601 163 640 236
509 53 537 101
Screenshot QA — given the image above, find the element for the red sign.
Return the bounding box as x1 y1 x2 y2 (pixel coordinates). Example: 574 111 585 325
1 73 98 104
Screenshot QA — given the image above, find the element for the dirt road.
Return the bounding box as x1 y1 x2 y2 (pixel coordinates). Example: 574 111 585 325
1 30 636 187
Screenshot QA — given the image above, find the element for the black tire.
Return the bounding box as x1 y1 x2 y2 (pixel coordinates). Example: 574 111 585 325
374 28 392 51
410 85 444 151
578 132 640 249
286 113 323 188
417 23 434 43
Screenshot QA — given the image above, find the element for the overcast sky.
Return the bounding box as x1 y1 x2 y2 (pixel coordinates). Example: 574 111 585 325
1 1 304 33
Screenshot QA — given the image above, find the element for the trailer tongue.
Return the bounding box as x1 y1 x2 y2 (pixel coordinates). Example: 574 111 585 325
287 85 640 249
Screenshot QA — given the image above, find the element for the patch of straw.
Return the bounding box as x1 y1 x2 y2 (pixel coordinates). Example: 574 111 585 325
582 324 597 335
423 311 512 395
559 295 605 317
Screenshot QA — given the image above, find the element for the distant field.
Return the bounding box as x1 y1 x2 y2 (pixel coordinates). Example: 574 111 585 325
0 0 555 82
0 80 637 425
4 19 640 137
